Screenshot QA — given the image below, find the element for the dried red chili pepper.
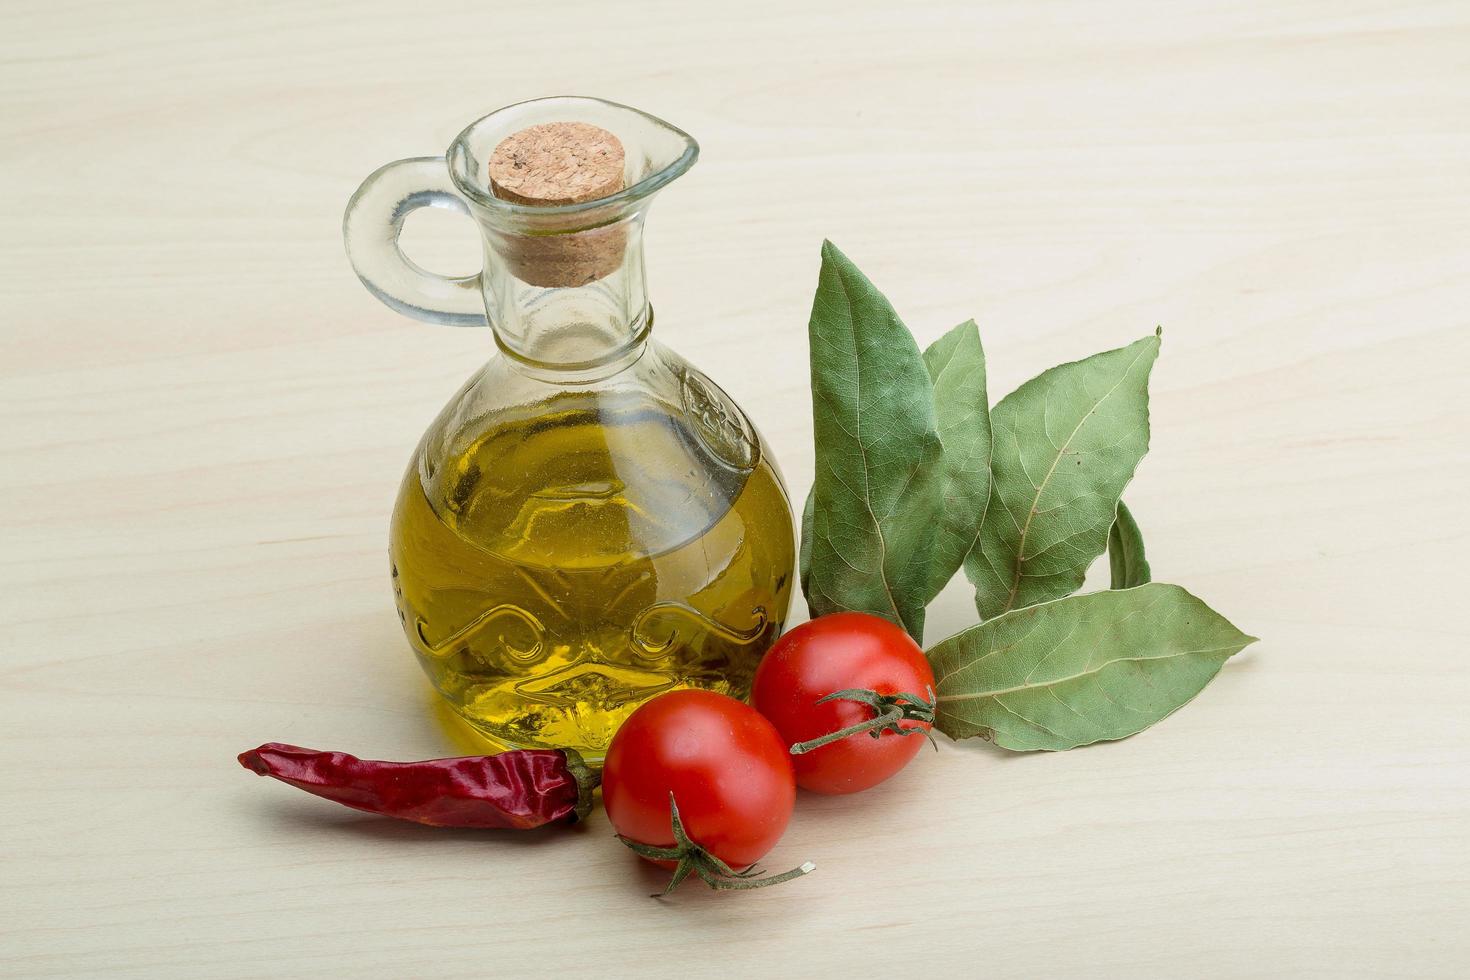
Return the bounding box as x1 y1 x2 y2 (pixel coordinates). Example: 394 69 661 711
238 743 597 829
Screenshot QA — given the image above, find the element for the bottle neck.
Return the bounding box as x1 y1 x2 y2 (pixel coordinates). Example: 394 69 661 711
478 210 651 377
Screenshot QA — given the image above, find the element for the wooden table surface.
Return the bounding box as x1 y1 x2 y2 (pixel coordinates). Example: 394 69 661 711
3 1 1467 976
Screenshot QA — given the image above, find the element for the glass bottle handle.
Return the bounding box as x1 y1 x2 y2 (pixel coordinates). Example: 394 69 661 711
342 157 489 327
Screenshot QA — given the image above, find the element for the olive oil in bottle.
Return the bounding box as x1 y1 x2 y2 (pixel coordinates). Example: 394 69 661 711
346 99 797 762
391 388 793 759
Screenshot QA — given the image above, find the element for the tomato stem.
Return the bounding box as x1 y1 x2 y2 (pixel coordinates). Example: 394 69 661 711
787 688 937 755
617 793 816 897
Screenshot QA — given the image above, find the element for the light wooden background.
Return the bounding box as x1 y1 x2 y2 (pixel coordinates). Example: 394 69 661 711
3 1 1467 976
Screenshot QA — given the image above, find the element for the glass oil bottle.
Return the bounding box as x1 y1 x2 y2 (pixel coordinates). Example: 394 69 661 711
344 98 795 761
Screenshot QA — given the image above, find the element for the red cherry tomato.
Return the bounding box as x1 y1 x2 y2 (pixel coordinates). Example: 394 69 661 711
602 690 798 878
752 612 936 795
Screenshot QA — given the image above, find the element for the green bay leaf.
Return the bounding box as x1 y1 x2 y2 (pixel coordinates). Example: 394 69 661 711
928 583 1256 751
967 332 1160 620
921 320 991 603
1108 500 1152 589
798 490 815 615
802 240 944 640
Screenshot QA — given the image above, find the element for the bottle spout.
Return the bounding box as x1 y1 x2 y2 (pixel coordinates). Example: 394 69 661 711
447 97 699 226
445 98 699 373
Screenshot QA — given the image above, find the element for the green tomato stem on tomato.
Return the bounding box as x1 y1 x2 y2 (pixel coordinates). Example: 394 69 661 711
788 688 938 755
617 794 816 897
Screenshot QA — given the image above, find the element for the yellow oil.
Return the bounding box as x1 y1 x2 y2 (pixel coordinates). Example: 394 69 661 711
389 388 794 762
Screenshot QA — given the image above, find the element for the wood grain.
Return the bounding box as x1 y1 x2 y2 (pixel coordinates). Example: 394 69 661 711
2 1 1467 976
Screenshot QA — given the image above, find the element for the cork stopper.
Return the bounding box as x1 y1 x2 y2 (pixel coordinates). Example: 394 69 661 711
487 122 628 287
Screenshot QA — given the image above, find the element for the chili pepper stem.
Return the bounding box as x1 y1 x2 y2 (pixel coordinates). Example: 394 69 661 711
617 794 815 898
561 749 600 823
787 687 938 755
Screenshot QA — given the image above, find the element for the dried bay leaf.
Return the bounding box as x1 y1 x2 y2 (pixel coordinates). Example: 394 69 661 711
920 320 992 603
798 491 815 606
967 332 1161 620
802 319 990 621
1108 500 1152 589
928 583 1256 751
801 241 944 640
